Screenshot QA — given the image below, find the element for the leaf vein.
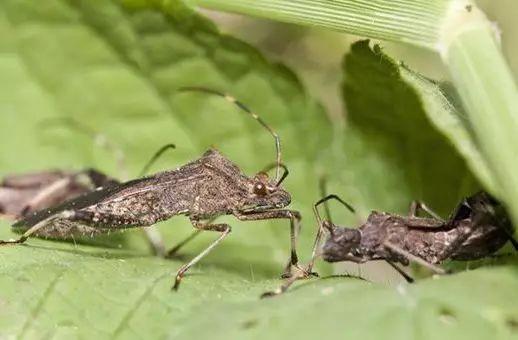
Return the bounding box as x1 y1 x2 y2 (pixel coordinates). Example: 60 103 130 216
18 268 66 338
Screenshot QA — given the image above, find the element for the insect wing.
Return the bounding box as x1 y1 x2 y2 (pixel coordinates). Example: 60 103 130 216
12 176 152 230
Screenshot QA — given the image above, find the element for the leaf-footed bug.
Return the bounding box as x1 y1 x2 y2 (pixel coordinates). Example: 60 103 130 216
0 88 303 290
263 188 518 297
0 119 179 256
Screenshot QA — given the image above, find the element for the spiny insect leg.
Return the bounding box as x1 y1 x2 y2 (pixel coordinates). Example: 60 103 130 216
173 221 231 291
279 213 304 278
235 210 301 275
383 241 447 275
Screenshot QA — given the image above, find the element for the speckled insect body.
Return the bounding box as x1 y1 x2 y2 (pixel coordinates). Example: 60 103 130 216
4 149 300 289
314 191 517 283
320 192 515 268
263 191 518 297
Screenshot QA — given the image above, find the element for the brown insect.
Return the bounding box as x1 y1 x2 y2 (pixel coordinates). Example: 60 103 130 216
263 190 517 297
1 88 303 290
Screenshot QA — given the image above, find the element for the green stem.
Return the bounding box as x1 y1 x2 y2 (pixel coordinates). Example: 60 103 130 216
442 6 518 223
189 0 450 49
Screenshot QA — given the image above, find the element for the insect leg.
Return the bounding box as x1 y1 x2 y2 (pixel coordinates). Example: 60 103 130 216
307 192 357 273
165 217 219 258
261 265 314 298
235 210 301 273
0 210 73 245
409 201 443 220
173 220 231 291
314 195 356 217
307 221 325 274
383 241 447 275
166 231 202 258
384 260 414 283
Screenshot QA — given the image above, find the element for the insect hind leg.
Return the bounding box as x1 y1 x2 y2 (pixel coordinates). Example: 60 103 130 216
1 210 75 245
173 219 231 290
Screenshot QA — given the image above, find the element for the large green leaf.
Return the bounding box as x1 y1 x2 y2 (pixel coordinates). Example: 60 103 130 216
335 40 479 218
1 2 517 339
1 238 517 339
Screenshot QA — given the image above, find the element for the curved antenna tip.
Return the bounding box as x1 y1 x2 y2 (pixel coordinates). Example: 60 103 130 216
178 86 283 182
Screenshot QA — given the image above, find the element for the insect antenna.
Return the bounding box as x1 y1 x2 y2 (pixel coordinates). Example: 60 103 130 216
315 177 356 228
307 177 360 273
39 117 128 180
319 176 332 223
177 86 282 183
260 162 289 187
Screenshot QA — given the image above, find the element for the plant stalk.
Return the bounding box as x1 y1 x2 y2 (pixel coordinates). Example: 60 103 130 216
189 0 451 49
441 4 518 224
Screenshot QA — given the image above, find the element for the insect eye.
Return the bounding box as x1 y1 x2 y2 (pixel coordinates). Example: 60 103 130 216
253 183 268 196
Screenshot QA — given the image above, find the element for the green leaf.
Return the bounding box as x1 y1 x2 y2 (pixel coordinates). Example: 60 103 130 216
1 2 517 339
1 239 517 339
399 66 498 196
336 40 480 217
